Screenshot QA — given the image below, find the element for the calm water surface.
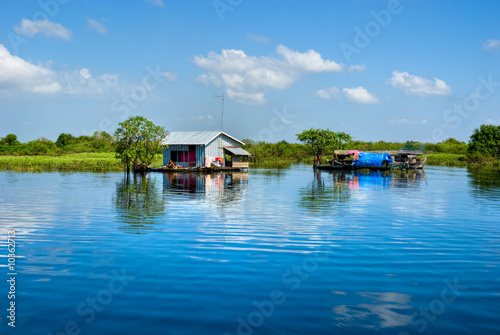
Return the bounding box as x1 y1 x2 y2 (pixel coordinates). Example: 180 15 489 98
0 165 499 334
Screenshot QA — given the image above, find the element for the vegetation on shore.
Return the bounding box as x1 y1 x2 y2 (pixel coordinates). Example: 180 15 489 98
0 122 498 172
0 153 164 172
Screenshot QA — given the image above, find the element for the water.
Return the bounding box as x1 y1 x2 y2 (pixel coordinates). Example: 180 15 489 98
0 165 499 335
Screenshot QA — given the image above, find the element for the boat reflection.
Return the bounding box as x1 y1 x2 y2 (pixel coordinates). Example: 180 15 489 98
298 169 426 215
329 169 427 191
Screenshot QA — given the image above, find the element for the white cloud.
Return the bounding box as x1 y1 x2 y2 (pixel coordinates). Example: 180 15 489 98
389 118 428 125
163 71 178 81
0 44 120 95
60 70 119 95
0 44 61 93
276 45 344 72
348 64 366 73
88 18 108 34
207 114 214 120
226 88 265 104
484 39 500 50
14 19 72 40
387 70 451 96
248 34 270 44
314 86 340 99
343 87 379 104
193 45 356 104
80 68 92 80
145 0 165 7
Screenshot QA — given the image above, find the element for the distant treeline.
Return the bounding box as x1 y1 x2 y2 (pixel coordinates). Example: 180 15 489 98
242 138 469 163
1 124 499 165
0 132 115 155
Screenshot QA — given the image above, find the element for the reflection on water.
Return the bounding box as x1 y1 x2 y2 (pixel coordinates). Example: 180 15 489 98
2 165 500 335
114 173 166 233
297 170 351 215
468 166 500 193
298 170 427 215
114 172 249 234
333 291 412 329
162 172 249 204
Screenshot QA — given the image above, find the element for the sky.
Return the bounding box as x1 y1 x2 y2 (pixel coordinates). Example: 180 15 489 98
0 0 499 144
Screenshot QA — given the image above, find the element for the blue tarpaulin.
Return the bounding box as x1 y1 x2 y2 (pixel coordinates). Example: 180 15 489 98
352 152 394 167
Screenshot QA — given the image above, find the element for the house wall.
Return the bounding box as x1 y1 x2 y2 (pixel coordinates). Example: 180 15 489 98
163 134 243 167
205 135 242 163
163 145 189 167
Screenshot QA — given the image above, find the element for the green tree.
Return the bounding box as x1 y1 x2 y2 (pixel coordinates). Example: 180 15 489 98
467 124 500 159
0 134 20 146
114 116 168 173
296 128 352 163
56 133 75 148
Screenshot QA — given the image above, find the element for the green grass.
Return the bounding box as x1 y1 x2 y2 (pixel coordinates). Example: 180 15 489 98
0 153 164 172
0 153 122 172
425 154 467 167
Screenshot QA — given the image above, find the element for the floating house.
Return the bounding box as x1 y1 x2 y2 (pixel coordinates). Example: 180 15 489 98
161 131 251 169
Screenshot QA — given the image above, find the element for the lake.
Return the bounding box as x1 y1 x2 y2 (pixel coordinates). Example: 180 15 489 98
0 165 499 335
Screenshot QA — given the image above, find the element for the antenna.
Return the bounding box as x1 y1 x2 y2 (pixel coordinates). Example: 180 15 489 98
214 92 224 131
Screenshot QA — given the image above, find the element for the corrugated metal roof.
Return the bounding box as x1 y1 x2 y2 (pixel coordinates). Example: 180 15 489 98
162 131 245 145
224 147 252 156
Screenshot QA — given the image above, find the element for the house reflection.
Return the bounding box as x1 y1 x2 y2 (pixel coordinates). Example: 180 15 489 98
162 172 249 204
114 172 249 234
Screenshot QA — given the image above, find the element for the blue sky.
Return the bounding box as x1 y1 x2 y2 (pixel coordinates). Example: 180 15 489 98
1 0 499 143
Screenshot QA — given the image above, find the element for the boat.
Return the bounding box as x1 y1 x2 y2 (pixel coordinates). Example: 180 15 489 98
316 150 427 171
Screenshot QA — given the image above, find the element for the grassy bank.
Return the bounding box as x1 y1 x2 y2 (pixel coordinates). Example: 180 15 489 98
0 153 123 172
1 152 497 172
0 153 163 172
425 154 467 167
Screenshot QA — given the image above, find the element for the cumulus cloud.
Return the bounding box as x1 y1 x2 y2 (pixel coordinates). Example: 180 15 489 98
14 19 72 40
276 45 344 72
387 70 451 96
314 86 340 99
226 88 265 104
60 70 119 95
145 0 165 7
88 18 108 34
0 44 61 93
163 71 178 81
343 87 379 104
484 39 500 50
80 68 92 80
348 64 366 73
248 34 270 44
193 45 356 104
0 44 119 95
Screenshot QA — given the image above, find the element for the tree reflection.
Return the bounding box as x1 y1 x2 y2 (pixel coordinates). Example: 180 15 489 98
114 172 166 234
297 170 351 215
468 166 500 192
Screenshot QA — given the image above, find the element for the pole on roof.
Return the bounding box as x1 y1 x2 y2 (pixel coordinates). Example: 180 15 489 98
214 92 224 132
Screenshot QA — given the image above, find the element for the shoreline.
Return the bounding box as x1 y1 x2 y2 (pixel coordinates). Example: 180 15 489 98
0 153 498 172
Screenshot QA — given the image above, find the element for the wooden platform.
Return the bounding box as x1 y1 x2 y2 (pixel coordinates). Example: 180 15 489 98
148 166 248 173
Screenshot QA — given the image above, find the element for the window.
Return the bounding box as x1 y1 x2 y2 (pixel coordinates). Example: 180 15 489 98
171 151 188 162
